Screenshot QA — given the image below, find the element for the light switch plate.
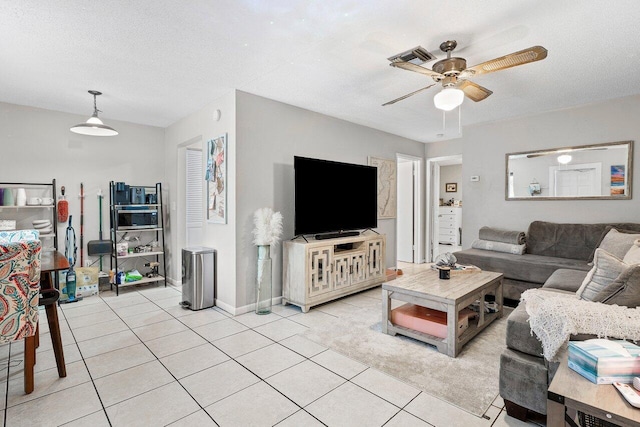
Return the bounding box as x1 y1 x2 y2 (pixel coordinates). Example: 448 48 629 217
470 176 480 182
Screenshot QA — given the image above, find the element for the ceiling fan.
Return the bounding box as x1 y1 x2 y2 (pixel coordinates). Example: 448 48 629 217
383 41 548 108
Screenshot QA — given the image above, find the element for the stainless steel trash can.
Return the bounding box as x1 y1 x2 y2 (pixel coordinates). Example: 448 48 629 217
181 247 216 310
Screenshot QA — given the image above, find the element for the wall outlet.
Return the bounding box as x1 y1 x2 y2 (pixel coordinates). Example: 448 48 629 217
470 176 480 182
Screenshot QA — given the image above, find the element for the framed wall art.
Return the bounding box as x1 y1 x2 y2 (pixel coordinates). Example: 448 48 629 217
206 134 227 224
446 183 457 192
368 156 397 219
611 165 626 196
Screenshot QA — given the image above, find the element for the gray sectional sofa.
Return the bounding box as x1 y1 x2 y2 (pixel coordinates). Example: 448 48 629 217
455 221 640 301
455 221 640 420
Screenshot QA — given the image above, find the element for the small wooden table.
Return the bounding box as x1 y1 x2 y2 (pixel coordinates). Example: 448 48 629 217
548 354 640 427
382 268 503 357
40 251 68 378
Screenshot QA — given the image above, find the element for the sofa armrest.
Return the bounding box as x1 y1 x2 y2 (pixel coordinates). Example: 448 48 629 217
542 268 589 293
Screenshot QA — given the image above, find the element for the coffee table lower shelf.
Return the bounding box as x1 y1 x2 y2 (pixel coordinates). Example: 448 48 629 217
383 310 501 356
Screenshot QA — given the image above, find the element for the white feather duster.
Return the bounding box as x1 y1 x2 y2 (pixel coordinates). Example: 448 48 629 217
252 207 283 246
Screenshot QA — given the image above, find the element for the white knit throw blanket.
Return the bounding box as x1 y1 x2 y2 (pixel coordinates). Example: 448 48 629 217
520 289 640 361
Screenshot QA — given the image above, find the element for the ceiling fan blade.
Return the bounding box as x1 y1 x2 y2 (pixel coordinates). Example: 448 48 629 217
465 46 548 76
389 61 444 80
457 80 493 102
382 84 436 106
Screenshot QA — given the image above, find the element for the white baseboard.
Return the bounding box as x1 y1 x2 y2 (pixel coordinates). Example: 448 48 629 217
214 299 235 316
167 277 181 286
216 296 283 316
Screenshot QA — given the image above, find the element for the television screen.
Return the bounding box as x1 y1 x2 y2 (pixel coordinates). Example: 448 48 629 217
294 156 378 236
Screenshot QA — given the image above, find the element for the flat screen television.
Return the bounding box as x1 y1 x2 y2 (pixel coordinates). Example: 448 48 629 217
294 156 377 236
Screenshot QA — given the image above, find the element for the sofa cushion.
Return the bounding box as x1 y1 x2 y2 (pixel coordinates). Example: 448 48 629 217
526 221 607 260
593 264 640 307
577 249 629 300
624 239 640 264
597 228 640 260
542 268 589 293
589 226 640 262
454 249 591 285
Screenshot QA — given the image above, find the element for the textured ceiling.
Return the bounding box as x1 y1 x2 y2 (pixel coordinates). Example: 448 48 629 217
2 1 640 142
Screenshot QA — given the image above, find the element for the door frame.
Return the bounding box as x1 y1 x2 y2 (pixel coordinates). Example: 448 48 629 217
176 135 203 280
396 153 423 264
426 154 462 262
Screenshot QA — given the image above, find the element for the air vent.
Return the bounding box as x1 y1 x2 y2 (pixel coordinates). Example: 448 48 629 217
388 46 436 65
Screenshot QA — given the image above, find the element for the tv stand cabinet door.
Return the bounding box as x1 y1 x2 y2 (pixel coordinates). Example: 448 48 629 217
351 253 367 284
333 254 351 290
307 247 332 297
366 239 385 279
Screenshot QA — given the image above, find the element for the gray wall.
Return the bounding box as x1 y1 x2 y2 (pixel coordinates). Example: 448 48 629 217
163 91 237 309
236 91 425 309
0 102 165 266
425 94 640 247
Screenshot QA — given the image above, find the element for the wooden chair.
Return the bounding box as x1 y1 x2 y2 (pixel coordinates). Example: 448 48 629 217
0 240 42 394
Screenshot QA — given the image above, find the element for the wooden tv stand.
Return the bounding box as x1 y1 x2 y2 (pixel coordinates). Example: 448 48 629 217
283 232 386 312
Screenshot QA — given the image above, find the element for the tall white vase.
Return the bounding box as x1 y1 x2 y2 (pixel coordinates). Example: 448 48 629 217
15 188 26 207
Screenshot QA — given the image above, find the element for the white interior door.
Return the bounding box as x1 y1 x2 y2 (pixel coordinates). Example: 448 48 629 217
550 163 601 197
186 148 203 247
397 161 414 262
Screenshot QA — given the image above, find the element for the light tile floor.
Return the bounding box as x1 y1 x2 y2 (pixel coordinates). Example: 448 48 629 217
1 273 545 426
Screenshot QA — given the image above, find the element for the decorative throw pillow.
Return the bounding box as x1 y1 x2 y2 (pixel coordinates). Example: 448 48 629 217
576 249 629 301
596 228 640 260
588 227 640 263
622 239 640 265
592 264 640 308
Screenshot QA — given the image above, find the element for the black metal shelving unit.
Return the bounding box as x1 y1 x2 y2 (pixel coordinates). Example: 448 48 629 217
109 181 167 295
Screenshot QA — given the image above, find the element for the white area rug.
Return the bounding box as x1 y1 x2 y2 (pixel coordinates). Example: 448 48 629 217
302 301 510 417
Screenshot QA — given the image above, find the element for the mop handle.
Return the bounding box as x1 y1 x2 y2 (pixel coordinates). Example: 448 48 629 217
80 183 84 266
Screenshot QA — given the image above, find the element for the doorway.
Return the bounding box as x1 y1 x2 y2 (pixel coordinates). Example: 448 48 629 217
176 136 204 267
396 154 423 266
426 154 463 262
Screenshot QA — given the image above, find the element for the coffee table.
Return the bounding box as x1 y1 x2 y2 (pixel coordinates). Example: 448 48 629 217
382 268 503 357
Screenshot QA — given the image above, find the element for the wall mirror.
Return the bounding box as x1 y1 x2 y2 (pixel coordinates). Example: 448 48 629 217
505 140 633 200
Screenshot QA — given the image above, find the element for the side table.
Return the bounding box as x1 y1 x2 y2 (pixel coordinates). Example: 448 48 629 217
547 353 640 427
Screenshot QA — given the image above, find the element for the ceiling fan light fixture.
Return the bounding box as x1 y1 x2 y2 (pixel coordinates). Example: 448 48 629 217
557 154 572 164
70 90 118 136
434 88 464 111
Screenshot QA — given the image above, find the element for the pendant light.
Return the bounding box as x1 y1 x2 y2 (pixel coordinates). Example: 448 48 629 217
70 90 118 136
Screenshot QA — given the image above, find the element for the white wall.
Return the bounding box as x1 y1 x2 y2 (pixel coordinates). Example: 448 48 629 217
163 91 237 310
235 91 425 309
0 102 164 266
440 165 462 202
425 94 640 247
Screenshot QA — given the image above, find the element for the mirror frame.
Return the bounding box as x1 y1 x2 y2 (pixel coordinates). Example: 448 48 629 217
505 140 634 201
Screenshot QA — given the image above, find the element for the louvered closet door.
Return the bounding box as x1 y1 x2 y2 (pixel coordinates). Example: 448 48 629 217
186 149 203 246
